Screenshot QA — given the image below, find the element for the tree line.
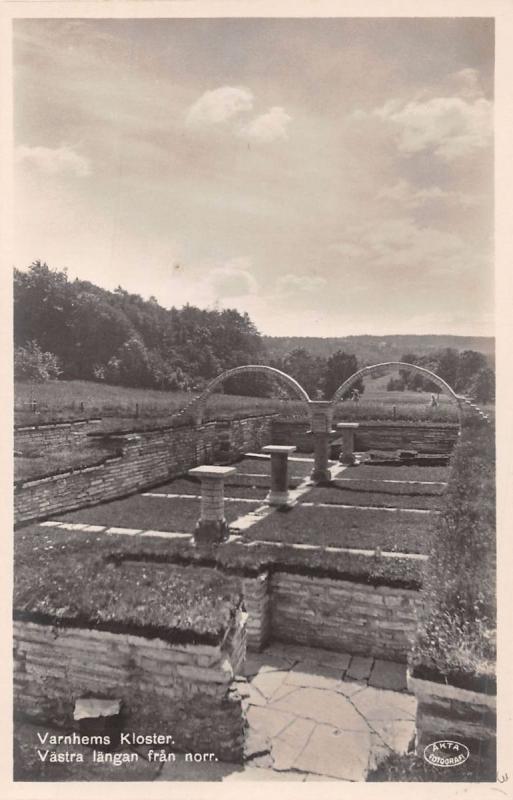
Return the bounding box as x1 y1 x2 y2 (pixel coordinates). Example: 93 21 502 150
14 262 494 402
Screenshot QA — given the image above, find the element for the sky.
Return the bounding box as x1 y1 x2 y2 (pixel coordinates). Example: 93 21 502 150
13 17 494 337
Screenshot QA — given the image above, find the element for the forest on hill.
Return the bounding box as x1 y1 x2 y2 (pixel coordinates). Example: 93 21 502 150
264 334 495 364
14 262 495 402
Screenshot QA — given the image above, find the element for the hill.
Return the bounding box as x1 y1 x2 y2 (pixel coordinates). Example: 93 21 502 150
263 335 495 365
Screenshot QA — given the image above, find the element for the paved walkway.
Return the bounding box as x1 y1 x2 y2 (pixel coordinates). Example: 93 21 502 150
230 642 416 782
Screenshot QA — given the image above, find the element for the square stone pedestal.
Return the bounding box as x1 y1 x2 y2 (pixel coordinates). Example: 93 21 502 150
188 465 236 545
262 445 296 506
337 423 360 465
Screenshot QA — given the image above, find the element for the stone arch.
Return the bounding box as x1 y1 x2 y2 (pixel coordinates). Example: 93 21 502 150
192 365 312 426
330 361 462 407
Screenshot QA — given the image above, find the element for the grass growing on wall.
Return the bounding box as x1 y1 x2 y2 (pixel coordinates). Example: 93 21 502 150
409 415 496 691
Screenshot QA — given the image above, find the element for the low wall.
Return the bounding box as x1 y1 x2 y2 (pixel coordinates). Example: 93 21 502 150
14 415 275 526
269 572 419 662
13 611 247 763
272 419 459 454
354 422 460 454
14 418 102 454
237 566 421 661
408 673 496 755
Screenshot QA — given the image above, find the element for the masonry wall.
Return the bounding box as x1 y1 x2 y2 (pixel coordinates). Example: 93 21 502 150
14 415 275 526
241 573 271 651
14 419 102 454
269 572 420 662
354 422 460 454
13 611 248 762
409 675 496 753
272 419 459 454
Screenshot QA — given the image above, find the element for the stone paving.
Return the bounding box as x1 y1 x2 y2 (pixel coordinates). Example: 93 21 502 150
231 642 416 782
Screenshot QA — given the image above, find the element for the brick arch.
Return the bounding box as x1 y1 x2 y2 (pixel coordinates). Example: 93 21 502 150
330 362 462 407
193 365 312 426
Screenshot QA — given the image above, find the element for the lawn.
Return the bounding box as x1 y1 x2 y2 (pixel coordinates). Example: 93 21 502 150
332 478 446 496
243 504 436 553
299 486 444 510
54 495 259 533
342 464 451 482
149 477 267 501
14 445 115 483
14 528 241 639
14 378 462 428
229 456 315 478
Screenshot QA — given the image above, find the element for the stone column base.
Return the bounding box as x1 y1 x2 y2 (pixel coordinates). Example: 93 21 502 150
311 466 332 483
265 490 292 507
194 519 230 546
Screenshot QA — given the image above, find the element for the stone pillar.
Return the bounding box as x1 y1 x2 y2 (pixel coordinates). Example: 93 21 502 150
262 445 296 506
308 401 335 483
188 465 236 546
337 422 360 465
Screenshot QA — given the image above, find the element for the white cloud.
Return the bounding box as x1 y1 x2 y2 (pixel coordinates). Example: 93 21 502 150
450 68 483 99
15 144 91 177
275 273 327 294
377 179 481 209
373 95 492 160
208 257 258 299
332 217 475 277
353 70 492 162
185 86 254 127
240 106 291 143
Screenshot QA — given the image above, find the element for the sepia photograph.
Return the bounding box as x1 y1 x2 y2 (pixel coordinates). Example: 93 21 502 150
4 3 508 793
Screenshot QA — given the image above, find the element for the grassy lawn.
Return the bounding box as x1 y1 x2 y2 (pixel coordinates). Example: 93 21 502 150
333 478 446 495
14 528 241 639
243 505 435 553
14 445 115 483
230 456 315 478
150 477 267 501
299 485 444 510
14 378 462 428
342 464 451 482
54 495 259 533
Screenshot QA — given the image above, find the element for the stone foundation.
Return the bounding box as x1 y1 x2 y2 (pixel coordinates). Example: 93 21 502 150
14 418 102 454
272 419 459 454
270 572 419 661
13 612 248 763
408 672 496 753
14 414 275 526
241 573 271 651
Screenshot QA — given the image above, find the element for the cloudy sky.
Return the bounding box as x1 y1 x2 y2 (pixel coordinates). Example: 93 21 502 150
13 17 494 337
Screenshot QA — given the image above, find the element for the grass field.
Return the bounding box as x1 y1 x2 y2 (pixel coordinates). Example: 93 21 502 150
55 494 260 533
14 377 463 427
243 504 436 553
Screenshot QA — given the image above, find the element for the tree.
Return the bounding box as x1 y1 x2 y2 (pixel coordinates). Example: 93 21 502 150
456 350 489 393
282 348 326 398
470 368 495 403
14 340 61 382
105 337 152 387
323 351 362 400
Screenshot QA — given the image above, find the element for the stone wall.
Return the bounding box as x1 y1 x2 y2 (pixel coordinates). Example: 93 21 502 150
236 567 420 660
272 419 459 454
14 415 275 526
241 573 271 651
269 572 420 661
14 418 102 454
354 422 460 454
408 673 496 747
13 611 247 763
